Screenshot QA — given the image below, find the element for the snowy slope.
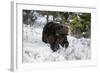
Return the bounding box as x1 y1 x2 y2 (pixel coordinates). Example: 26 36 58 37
22 24 91 63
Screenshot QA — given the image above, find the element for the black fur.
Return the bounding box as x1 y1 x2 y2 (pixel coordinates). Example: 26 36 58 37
42 22 69 52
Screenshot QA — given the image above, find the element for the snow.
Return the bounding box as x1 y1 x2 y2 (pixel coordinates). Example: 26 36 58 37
22 11 91 63
34 16 47 28
22 24 91 63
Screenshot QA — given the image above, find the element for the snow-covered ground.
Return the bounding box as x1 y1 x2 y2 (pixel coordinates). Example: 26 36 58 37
22 24 91 63
22 11 91 63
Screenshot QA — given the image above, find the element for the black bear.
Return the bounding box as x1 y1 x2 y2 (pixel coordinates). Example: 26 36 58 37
42 22 69 52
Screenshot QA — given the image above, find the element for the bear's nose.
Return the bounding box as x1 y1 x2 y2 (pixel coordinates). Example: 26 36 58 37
52 48 58 52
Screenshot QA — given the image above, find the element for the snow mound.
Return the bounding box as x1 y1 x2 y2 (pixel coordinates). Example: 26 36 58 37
23 24 91 63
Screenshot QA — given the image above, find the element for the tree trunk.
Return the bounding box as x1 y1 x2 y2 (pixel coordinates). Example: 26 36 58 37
46 11 49 23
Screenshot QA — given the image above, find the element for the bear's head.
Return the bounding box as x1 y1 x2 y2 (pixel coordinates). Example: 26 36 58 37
55 25 68 39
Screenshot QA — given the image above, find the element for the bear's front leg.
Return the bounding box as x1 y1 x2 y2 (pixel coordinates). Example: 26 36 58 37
64 40 69 48
61 37 69 48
